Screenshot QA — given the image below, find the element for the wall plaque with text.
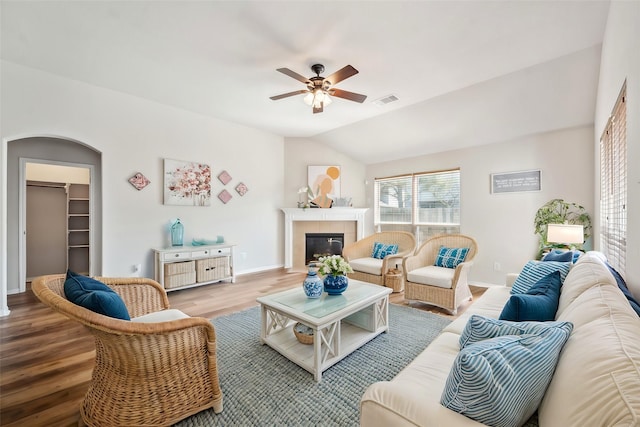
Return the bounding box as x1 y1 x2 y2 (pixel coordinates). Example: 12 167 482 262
491 170 541 194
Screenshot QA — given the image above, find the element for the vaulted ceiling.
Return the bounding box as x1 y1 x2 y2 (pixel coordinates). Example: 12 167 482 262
1 1 610 164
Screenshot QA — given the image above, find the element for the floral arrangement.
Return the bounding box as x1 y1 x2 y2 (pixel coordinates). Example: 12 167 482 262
316 255 353 277
297 186 313 209
166 162 211 206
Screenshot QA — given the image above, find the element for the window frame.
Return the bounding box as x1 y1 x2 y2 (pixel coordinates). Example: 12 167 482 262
374 169 461 241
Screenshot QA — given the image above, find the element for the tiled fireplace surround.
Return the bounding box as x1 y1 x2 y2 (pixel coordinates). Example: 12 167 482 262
281 208 368 270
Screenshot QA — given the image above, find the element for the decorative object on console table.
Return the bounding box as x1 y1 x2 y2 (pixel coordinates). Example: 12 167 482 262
302 265 323 298
170 218 184 246
164 159 212 206
308 165 341 208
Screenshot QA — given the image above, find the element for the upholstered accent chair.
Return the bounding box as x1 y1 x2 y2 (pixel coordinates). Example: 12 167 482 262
403 234 478 314
342 231 417 285
32 274 223 426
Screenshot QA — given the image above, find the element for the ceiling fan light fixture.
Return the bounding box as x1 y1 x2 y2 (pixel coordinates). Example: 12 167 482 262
303 89 332 108
272 64 365 113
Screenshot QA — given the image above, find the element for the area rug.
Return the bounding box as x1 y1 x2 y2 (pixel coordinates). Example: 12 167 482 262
174 303 451 426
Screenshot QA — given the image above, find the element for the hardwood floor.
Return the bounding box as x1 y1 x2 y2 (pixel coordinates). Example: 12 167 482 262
0 269 484 427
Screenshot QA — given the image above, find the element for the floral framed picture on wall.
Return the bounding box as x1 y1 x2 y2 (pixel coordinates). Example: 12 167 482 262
164 159 212 206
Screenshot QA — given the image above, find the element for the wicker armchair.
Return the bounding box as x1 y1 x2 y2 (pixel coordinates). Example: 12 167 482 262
403 234 478 314
342 231 417 285
31 274 223 426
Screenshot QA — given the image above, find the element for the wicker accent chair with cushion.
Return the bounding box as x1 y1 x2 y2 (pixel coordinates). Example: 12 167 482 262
342 231 417 286
403 234 478 314
32 274 223 427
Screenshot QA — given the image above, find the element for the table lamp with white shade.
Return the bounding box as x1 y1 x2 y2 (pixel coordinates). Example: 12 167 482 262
546 224 584 249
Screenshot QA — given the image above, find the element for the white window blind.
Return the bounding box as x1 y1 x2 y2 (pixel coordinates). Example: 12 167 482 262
600 83 627 274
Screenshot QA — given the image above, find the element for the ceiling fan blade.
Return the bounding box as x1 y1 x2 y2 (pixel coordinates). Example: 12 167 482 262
276 68 311 84
270 90 309 101
324 65 358 85
313 103 323 114
329 88 367 103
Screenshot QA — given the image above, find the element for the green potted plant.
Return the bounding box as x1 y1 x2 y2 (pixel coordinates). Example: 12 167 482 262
533 199 592 258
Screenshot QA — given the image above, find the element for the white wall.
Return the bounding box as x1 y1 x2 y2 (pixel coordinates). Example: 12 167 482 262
283 138 367 209
26 163 90 184
366 126 595 285
595 0 640 298
1 61 285 301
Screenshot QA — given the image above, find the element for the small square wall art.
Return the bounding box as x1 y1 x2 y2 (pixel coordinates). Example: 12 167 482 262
164 159 212 206
218 189 232 204
235 182 248 196
218 170 232 185
128 172 150 191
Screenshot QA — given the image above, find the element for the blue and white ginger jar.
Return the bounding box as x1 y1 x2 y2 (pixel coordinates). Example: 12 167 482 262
302 268 323 298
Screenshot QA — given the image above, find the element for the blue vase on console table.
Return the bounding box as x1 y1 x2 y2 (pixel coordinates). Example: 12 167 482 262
323 274 349 295
302 266 323 298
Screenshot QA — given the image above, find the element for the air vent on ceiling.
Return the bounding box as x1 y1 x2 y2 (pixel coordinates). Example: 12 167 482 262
373 94 399 107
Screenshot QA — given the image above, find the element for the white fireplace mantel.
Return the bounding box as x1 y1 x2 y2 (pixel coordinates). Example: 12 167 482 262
282 208 368 268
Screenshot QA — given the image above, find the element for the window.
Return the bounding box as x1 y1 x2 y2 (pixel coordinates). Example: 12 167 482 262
600 82 627 275
375 169 460 243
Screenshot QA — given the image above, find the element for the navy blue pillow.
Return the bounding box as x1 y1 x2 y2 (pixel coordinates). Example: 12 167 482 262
500 271 561 321
64 270 130 320
542 250 573 263
606 263 640 317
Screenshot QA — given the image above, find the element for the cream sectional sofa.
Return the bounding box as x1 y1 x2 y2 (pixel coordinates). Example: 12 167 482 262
360 251 640 426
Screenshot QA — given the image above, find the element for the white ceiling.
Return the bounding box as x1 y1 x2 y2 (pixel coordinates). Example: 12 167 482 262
1 1 610 164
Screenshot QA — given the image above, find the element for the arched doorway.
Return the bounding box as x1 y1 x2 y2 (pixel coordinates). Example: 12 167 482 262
5 136 102 298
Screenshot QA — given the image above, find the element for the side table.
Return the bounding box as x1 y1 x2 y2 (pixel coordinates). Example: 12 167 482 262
384 269 404 293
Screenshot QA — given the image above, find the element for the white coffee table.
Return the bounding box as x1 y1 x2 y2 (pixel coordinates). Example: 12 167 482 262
256 279 392 382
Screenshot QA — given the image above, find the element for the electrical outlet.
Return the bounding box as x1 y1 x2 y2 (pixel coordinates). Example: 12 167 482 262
493 262 501 271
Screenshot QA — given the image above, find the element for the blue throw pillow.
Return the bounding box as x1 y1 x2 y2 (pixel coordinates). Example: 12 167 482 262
371 242 399 259
606 263 640 317
460 314 571 349
511 260 570 294
542 250 573 263
441 322 573 427
64 270 130 320
500 271 562 321
434 246 469 269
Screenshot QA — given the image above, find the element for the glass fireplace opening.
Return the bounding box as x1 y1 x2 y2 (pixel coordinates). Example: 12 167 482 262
305 233 344 265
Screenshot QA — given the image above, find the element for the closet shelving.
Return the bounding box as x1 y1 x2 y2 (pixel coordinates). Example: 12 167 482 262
67 184 90 274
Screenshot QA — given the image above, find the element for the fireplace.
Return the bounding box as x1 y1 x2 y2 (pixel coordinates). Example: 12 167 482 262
281 208 368 269
305 233 344 265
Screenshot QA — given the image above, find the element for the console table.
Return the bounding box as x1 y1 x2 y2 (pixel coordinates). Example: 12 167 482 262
152 244 236 291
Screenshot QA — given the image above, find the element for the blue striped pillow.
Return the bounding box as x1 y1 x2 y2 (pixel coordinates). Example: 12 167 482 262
511 260 570 294
441 322 573 427
371 242 399 259
434 246 469 269
460 314 570 348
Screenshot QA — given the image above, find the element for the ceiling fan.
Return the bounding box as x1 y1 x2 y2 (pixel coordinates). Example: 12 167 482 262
270 64 367 114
